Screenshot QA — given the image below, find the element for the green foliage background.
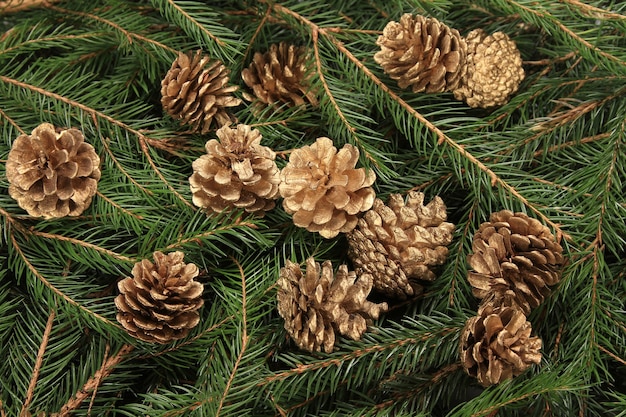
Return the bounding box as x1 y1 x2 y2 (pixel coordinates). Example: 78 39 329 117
0 0 624 416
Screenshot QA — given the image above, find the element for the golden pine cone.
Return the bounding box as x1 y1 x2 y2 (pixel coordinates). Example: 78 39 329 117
189 124 280 215
453 29 525 108
467 210 564 315
242 42 317 108
374 14 467 93
5 123 101 219
279 137 376 238
347 192 455 299
460 304 542 386
115 251 204 344
277 257 388 353
161 50 242 134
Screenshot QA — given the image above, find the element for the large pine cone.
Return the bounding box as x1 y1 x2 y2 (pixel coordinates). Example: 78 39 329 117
347 192 454 299
277 257 388 353
189 124 280 215
279 137 376 238
467 210 564 315
242 42 317 109
460 304 542 386
374 14 466 93
6 123 101 218
453 29 525 108
161 50 242 134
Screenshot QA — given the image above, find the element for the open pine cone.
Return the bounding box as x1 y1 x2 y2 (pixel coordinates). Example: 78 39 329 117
279 137 376 238
6 123 101 218
374 14 466 93
115 251 204 344
347 192 454 299
161 50 241 134
277 257 388 353
189 124 280 215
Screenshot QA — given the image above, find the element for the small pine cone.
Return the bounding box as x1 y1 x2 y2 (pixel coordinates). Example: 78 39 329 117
347 192 455 299
374 14 467 93
115 251 204 344
279 137 376 238
189 124 280 215
277 257 388 353
453 29 524 108
460 304 542 386
467 210 564 315
6 123 101 219
242 42 317 108
161 50 242 134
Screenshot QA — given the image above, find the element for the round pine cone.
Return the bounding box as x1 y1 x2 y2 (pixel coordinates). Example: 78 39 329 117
189 124 280 215
347 192 454 299
115 251 204 344
467 210 564 315
161 50 242 134
277 257 388 353
6 123 101 219
453 29 524 108
460 304 542 386
242 42 317 109
374 14 466 93
279 137 376 238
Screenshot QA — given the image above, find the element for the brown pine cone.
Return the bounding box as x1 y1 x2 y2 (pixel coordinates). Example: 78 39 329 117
374 14 466 93
279 137 376 238
347 192 454 299
453 29 525 108
277 257 388 353
189 124 280 215
467 210 564 315
6 123 101 218
161 50 242 134
115 251 204 344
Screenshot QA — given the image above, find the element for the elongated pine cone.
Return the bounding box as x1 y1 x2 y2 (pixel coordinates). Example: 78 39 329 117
453 29 524 108
115 251 204 344
161 50 242 134
460 304 542 386
242 42 317 108
467 210 564 315
374 14 466 93
347 192 454 299
277 258 388 353
189 124 280 215
6 123 101 218
279 137 376 238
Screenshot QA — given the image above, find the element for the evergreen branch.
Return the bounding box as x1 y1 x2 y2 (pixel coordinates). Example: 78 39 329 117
561 0 626 20
0 107 26 135
242 4 272 63
532 133 611 158
165 0 226 47
100 136 152 195
0 32 106 56
87 343 109 416
596 343 626 367
164 219 258 250
96 190 144 220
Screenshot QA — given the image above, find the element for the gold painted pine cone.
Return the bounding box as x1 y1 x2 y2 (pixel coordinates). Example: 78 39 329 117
460 304 542 386
115 251 204 344
467 210 564 315
374 13 467 93
347 192 454 299
279 137 376 238
5 123 101 218
277 257 388 353
189 124 280 215
161 50 242 134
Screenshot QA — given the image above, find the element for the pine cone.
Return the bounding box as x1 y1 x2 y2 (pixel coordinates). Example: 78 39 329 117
453 29 525 108
5 123 101 219
189 124 280 215
277 257 388 353
279 137 376 238
115 251 204 344
467 210 564 315
242 42 317 109
460 304 542 386
161 50 242 134
374 14 466 93
347 192 454 299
